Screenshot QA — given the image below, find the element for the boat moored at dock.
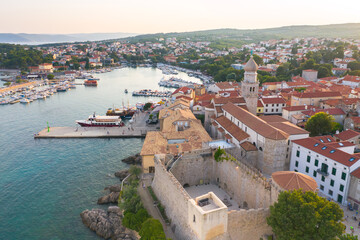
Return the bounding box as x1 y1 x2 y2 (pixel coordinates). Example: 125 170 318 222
76 114 124 127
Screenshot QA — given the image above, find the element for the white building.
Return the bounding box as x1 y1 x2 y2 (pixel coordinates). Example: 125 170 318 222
290 136 360 205
260 97 286 115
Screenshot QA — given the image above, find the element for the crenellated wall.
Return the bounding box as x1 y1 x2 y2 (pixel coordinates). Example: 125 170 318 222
152 154 197 240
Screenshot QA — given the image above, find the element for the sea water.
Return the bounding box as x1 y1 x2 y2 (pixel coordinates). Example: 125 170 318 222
0 67 201 240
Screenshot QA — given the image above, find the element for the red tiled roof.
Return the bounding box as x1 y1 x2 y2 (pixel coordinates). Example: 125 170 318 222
335 130 360 141
301 108 345 116
215 116 250 142
351 168 360 178
292 137 360 167
240 141 257 151
172 87 192 95
293 91 341 99
272 171 317 192
261 97 286 104
213 97 246 105
221 102 288 140
283 105 309 111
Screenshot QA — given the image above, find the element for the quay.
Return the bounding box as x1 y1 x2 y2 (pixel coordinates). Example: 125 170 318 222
34 126 154 138
34 111 159 139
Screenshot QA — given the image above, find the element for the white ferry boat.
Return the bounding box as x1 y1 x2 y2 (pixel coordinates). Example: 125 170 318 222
76 114 124 127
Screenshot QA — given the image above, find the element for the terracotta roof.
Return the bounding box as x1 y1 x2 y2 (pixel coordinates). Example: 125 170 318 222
257 100 264 108
351 168 360 179
292 137 360 167
215 116 250 142
272 171 317 192
302 108 346 116
335 130 360 141
283 105 309 111
293 91 341 99
303 69 318 72
261 97 286 104
325 141 355 148
221 102 289 140
240 141 257 151
215 81 239 90
213 97 246 105
350 117 360 124
259 115 287 123
172 87 192 95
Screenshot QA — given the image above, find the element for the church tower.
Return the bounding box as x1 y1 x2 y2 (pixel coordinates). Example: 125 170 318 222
241 56 259 115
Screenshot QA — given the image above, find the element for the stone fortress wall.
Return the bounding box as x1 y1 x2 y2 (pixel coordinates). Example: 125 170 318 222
152 149 280 240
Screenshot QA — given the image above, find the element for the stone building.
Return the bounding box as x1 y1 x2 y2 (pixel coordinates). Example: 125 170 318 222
140 101 211 173
241 56 259 115
210 102 309 175
302 69 318 82
151 148 317 240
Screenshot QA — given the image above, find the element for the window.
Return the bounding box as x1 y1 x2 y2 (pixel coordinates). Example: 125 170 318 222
295 161 299 167
193 215 196 222
313 170 317 177
321 163 328 174
271 109 274 112
341 172 346 181
330 179 334 187
321 176 325 182
320 185 324 191
332 168 336 176
329 190 333 196
296 151 300 157
295 169 298 172
340 184 344 192
337 194 343 204
315 159 319 167
265 109 268 112
306 166 309 173
307 156 311 163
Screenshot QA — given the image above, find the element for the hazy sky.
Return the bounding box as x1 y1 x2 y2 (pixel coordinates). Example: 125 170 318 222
1 0 359 34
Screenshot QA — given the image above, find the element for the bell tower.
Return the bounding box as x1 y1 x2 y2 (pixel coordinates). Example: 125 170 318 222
241 56 259 115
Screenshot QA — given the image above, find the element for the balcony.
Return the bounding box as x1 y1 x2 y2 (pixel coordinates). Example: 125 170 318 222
316 169 329 176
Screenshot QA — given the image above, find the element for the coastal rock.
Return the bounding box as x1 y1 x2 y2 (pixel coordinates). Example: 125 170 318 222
80 207 139 240
121 153 141 165
105 184 121 193
98 191 120 205
114 169 129 180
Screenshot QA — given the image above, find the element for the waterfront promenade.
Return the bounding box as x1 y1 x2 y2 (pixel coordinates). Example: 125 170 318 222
35 111 159 138
0 81 37 93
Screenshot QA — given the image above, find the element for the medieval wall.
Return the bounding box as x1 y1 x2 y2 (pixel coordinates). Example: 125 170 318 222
171 153 213 186
227 208 273 240
212 159 273 209
152 155 197 240
262 138 288 175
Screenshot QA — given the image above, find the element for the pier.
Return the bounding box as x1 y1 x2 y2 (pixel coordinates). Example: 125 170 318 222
35 111 159 139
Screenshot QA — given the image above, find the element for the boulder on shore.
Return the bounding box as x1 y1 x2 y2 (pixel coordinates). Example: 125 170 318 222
80 206 139 240
98 191 120 205
114 169 129 180
105 184 122 193
121 153 141 165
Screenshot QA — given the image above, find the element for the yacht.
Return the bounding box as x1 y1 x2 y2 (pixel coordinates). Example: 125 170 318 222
76 114 124 127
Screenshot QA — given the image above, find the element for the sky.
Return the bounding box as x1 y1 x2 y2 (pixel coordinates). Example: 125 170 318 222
1 0 360 34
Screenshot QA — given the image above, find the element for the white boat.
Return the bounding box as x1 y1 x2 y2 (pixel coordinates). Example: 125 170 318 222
76 114 125 127
20 98 30 104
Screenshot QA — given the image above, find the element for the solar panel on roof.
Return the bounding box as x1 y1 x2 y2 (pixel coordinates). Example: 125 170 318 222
349 157 356 162
322 146 327 150
327 138 332 142
330 150 335 153
320 139 324 143
314 143 319 147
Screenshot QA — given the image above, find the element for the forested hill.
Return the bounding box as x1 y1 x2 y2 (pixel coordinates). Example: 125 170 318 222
124 23 360 45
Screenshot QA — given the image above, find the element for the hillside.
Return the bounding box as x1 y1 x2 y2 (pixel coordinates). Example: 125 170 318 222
124 23 360 45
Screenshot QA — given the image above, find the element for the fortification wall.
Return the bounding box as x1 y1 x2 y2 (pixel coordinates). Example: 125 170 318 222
171 153 213 186
227 208 273 240
262 138 288 175
152 155 197 240
212 159 273 209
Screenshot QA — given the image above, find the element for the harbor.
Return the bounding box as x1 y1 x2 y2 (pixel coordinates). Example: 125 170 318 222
35 110 158 138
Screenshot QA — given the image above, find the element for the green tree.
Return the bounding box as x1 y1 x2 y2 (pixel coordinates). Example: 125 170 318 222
129 165 142 178
143 102 152 111
139 218 167 240
317 66 331 78
339 234 359 240
47 74 54 80
348 61 360 71
305 112 335 137
267 190 344 240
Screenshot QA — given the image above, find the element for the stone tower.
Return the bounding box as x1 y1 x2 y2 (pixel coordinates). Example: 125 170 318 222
241 56 259 115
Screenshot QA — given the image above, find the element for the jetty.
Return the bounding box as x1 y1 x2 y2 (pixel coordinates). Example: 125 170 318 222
34 111 159 139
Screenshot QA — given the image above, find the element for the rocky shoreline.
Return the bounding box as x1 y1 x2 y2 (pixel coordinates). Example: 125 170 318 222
80 153 141 240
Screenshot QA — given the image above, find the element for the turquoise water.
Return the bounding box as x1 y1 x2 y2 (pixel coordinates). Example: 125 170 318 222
0 67 200 240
